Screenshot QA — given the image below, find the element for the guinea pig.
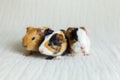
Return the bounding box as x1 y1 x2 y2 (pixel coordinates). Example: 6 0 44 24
66 27 90 56
39 30 70 60
22 26 53 56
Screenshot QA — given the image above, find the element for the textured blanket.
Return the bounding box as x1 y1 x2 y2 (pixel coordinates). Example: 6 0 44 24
0 0 120 80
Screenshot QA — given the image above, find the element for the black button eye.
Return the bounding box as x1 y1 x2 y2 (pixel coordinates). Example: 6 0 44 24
32 37 35 40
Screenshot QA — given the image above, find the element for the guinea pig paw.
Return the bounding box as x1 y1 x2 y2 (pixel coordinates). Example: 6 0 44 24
23 52 33 56
46 56 54 60
83 52 90 56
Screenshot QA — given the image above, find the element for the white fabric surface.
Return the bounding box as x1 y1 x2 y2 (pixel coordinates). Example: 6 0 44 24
0 0 120 80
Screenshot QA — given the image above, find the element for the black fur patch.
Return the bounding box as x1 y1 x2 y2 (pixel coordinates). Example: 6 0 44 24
44 28 54 35
48 34 62 46
46 56 55 60
70 28 78 41
45 30 71 58
39 29 54 46
48 33 62 54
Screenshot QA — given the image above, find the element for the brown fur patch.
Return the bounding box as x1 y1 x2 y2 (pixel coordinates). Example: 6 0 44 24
66 27 78 45
66 27 78 52
44 32 67 54
22 26 49 52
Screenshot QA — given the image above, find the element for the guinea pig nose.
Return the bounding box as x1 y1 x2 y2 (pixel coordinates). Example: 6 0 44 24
80 46 84 50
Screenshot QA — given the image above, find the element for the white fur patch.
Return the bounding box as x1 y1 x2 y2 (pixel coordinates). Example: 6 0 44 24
72 28 90 54
39 31 66 56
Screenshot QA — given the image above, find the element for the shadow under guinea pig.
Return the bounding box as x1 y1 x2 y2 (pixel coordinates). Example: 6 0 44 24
7 40 46 59
6 40 25 54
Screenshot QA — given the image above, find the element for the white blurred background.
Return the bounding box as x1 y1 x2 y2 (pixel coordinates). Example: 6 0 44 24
0 0 120 80
0 0 119 41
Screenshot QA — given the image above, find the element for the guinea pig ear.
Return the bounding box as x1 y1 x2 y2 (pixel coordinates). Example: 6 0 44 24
26 27 33 32
66 27 73 37
37 28 45 36
67 27 73 33
80 27 90 35
44 28 54 35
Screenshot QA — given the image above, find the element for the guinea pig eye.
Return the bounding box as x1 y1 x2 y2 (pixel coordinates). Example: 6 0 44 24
32 37 35 40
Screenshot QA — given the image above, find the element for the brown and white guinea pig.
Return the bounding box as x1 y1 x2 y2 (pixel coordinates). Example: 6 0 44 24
39 30 70 59
66 27 90 56
22 26 53 56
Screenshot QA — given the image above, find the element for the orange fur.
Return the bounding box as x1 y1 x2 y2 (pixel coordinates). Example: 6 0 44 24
22 26 49 52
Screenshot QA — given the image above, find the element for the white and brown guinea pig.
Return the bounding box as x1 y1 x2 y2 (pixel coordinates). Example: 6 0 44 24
39 30 70 59
22 26 52 56
66 27 90 56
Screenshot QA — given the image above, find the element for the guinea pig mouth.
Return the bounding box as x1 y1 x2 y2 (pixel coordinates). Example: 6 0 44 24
26 47 36 51
26 48 32 51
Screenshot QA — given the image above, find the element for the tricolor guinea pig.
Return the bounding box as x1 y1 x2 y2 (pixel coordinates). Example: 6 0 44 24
66 27 90 56
39 30 70 59
22 26 53 56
